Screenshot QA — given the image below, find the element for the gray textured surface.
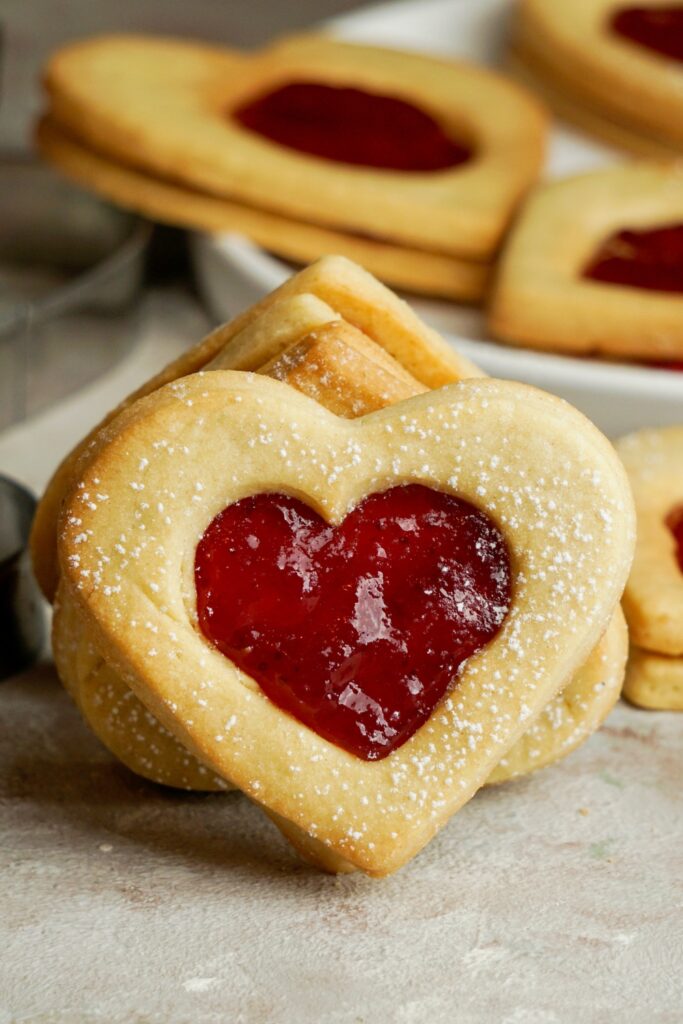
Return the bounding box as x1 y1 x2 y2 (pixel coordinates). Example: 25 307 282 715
1 665 681 1023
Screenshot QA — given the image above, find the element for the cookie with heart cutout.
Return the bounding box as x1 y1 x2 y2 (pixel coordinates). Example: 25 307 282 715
31 255 482 605
512 0 683 153
488 163 683 361
56 367 634 875
36 117 492 303
42 33 546 261
51 322 629 814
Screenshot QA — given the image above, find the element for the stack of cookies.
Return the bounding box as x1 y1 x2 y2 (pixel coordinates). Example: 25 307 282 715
618 427 683 712
510 0 683 158
38 33 547 302
33 257 636 875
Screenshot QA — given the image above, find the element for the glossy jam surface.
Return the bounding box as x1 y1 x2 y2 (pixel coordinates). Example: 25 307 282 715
232 81 471 172
611 5 683 62
666 504 683 572
583 223 683 292
195 485 511 760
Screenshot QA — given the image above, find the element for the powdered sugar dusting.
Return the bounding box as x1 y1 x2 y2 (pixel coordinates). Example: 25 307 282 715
59 373 633 868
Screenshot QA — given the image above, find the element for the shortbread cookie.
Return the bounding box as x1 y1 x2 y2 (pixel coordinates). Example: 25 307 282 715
56 368 634 875
617 426 683 657
488 163 683 360
36 118 491 303
31 255 482 603
623 646 683 711
513 0 683 150
43 33 547 260
51 321 628 801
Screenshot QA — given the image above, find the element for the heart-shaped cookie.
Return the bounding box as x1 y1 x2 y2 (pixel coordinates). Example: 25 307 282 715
48 291 627 803
43 34 546 260
58 371 634 874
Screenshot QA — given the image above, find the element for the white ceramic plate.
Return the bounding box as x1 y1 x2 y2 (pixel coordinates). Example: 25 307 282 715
191 0 683 438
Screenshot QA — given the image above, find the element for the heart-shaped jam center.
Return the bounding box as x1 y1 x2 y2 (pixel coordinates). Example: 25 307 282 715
195 484 511 760
232 81 472 172
666 504 683 573
611 5 683 63
583 224 683 292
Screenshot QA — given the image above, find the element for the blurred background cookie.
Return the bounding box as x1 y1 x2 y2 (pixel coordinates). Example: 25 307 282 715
39 34 546 301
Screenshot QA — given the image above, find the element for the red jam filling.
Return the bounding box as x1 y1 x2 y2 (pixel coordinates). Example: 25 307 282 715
583 223 683 292
611 5 683 63
666 504 683 572
232 81 471 172
195 484 511 761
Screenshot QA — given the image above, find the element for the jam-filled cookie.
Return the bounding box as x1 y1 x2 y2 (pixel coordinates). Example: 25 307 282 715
36 117 492 303
511 0 683 155
55 360 634 874
617 426 683 711
488 163 683 361
49 306 628 804
42 33 546 263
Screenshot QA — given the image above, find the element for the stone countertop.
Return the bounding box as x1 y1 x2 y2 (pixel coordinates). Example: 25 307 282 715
1 664 681 1023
